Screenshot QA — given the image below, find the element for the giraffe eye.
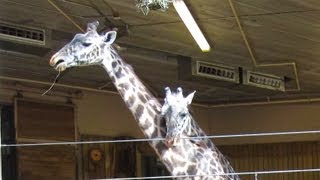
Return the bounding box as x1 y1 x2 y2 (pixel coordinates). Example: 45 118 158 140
82 42 92 47
180 112 187 117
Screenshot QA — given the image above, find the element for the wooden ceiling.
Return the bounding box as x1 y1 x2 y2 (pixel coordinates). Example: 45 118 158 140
1 0 320 105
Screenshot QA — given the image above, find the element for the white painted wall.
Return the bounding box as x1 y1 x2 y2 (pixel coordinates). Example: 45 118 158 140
74 92 143 137
74 91 211 138
74 91 320 146
1 87 319 146
208 103 320 145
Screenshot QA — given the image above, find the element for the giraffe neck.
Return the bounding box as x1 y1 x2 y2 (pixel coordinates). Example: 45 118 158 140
101 47 165 139
100 47 239 180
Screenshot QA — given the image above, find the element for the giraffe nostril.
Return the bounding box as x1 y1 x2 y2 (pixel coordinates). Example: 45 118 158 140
54 59 66 70
55 59 65 66
54 59 67 71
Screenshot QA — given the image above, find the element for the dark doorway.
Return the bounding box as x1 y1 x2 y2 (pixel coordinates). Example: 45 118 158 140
142 155 170 179
1 105 17 180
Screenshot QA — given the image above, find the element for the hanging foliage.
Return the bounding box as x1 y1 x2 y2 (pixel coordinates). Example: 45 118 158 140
135 0 171 15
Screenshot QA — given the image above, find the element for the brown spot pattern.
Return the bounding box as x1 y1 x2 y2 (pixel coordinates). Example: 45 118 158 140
115 67 124 78
138 92 147 103
134 104 144 119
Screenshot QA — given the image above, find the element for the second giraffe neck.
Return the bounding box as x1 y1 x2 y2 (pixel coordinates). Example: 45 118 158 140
101 49 165 138
100 49 239 179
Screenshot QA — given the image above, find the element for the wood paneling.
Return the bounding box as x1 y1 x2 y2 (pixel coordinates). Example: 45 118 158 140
81 135 111 180
80 135 137 179
220 141 320 180
15 100 75 141
15 99 77 180
18 146 75 180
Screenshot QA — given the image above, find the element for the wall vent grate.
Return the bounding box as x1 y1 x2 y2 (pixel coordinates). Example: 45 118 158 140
0 23 45 45
194 61 239 83
243 71 285 91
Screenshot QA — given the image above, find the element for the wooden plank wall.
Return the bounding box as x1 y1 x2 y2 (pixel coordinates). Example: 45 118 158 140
15 99 76 180
15 100 75 141
219 141 320 180
81 135 138 179
18 146 75 180
81 135 112 180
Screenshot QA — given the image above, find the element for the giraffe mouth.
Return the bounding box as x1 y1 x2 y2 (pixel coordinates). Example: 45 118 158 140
49 53 67 71
54 59 67 71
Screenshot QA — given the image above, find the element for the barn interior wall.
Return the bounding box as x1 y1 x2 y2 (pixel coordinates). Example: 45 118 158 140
74 91 210 138
74 91 320 146
1 87 319 145
208 103 320 145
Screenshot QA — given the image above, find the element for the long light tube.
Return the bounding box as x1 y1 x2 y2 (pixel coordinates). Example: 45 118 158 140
173 0 211 52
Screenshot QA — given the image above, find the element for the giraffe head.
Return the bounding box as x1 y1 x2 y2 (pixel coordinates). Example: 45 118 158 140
49 21 117 71
161 87 196 118
161 87 196 145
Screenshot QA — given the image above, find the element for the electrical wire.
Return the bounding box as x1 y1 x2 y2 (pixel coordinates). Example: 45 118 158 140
92 168 320 180
2 130 320 147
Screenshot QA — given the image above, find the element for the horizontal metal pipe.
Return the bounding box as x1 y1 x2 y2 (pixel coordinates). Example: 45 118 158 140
1 75 319 108
0 75 118 95
209 97 320 108
0 83 82 99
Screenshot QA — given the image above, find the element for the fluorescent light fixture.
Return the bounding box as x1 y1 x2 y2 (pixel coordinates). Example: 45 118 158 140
173 0 211 52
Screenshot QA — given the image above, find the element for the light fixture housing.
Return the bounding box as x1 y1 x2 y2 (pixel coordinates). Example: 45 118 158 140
172 0 211 52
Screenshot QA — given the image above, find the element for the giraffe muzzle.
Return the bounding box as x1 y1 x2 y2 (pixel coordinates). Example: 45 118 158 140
50 56 67 71
54 59 67 71
49 53 59 66
49 52 68 71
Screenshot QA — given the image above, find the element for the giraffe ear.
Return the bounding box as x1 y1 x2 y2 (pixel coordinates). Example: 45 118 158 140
161 103 169 115
185 91 196 105
104 31 117 44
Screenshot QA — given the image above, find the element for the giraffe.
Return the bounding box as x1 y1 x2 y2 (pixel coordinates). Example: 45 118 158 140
161 87 239 179
161 87 195 146
49 21 240 180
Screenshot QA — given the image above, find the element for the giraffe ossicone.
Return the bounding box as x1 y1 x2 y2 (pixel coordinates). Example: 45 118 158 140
49 21 240 180
161 87 195 146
